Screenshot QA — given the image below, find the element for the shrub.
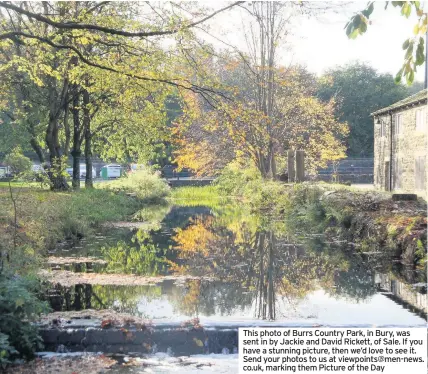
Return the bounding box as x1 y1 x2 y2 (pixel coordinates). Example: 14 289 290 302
243 180 289 213
0 272 49 366
214 161 291 213
215 161 261 196
103 167 170 203
4 147 32 177
282 184 326 231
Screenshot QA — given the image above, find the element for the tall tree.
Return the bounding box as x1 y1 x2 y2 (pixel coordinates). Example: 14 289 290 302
0 1 241 190
175 60 348 176
242 2 289 178
316 62 413 157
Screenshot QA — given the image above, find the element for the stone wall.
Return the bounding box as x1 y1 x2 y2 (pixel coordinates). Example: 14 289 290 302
374 103 427 199
40 325 238 355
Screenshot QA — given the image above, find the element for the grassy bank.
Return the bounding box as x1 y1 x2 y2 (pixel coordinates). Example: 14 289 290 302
0 187 141 257
1 169 171 254
0 169 170 364
282 184 427 265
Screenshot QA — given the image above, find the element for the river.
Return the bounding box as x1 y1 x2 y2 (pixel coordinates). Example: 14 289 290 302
44 196 427 371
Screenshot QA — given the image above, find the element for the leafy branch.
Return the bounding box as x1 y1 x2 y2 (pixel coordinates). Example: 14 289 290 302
0 1 243 38
345 1 426 84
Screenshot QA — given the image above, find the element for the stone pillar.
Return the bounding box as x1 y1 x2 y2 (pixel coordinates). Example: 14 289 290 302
287 150 295 183
295 150 305 182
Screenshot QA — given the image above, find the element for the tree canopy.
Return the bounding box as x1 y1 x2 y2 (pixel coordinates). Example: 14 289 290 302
174 3 349 178
0 1 240 189
316 62 421 157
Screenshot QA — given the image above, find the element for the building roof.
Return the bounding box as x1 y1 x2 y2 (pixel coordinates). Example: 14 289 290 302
371 89 427 116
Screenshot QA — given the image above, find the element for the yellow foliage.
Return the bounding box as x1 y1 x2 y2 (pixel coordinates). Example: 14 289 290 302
173 217 217 256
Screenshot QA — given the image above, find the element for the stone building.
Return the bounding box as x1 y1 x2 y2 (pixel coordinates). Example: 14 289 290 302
372 89 427 198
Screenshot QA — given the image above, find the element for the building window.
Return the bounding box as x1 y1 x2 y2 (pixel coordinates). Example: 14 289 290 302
415 156 426 190
394 113 403 135
416 107 426 131
380 121 386 137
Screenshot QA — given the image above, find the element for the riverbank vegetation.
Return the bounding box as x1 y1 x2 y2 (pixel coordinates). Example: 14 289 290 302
0 168 169 364
103 168 170 203
172 167 427 269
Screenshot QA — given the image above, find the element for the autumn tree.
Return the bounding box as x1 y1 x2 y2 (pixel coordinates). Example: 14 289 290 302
174 2 348 178
175 61 348 177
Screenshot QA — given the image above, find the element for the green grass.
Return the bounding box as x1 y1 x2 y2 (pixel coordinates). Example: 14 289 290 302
1 168 170 252
0 187 142 252
0 181 45 188
170 185 223 200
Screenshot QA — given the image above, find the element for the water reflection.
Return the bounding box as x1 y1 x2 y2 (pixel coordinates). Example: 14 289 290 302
169 211 379 320
47 202 427 324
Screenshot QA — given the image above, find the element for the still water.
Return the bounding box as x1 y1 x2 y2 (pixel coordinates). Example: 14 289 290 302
48 200 427 327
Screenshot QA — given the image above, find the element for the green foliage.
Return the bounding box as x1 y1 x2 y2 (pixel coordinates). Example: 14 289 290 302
171 186 222 200
387 224 398 238
415 239 426 266
214 161 262 196
101 230 168 276
0 272 49 366
242 180 289 214
317 63 413 156
346 1 427 85
0 116 31 154
284 184 326 230
0 2 231 189
4 147 32 176
211 162 289 214
0 332 18 367
103 168 170 203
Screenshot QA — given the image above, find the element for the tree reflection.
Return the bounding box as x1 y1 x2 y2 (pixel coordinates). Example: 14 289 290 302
49 202 417 321
100 230 170 276
170 211 351 320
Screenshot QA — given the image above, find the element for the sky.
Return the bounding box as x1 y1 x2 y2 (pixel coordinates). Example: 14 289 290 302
203 1 425 83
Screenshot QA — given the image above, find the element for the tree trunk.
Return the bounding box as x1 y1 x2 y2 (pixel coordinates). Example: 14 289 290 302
46 115 69 191
83 88 93 189
45 75 70 191
85 138 93 189
71 150 81 189
71 87 82 189
30 137 45 164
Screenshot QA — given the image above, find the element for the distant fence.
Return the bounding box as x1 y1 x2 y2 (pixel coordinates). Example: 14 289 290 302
316 158 374 184
160 166 193 179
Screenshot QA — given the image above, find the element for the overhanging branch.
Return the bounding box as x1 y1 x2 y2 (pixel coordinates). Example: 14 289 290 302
0 1 244 38
0 31 229 103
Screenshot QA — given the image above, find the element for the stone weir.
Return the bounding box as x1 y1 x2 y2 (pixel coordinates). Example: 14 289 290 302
39 321 239 356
